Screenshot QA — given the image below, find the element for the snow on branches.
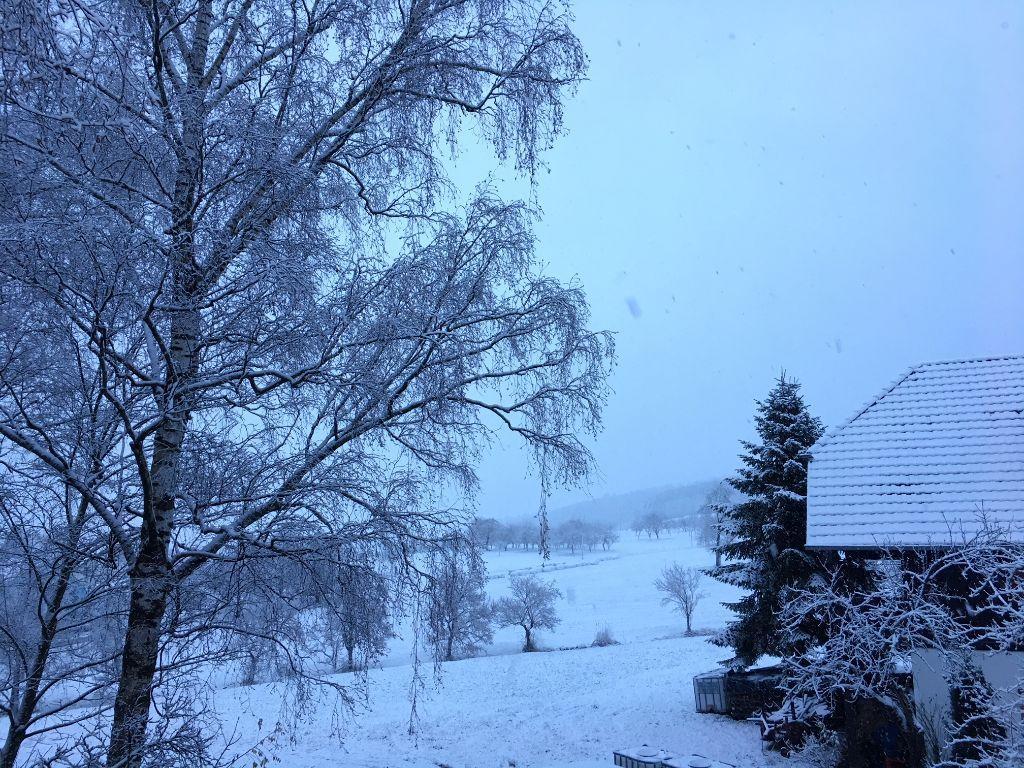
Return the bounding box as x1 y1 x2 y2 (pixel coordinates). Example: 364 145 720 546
780 526 1024 767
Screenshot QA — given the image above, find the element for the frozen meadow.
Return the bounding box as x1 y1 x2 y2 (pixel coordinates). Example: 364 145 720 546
209 533 794 768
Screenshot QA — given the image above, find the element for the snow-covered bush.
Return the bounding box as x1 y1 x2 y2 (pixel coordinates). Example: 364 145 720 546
780 529 1024 768
592 627 617 647
943 652 1007 766
779 563 932 765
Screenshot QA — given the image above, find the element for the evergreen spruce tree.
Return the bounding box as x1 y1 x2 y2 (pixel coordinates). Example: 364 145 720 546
711 373 825 667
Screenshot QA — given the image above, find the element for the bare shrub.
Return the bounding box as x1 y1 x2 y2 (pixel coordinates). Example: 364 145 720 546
591 627 617 647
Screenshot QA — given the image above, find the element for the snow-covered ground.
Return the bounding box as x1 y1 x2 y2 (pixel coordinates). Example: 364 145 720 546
212 533 795 768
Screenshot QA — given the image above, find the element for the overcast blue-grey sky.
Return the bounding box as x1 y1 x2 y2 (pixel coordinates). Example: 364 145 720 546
465 1 1024 518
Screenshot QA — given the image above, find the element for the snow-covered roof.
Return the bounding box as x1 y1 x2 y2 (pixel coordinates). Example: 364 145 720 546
806 355 1024 549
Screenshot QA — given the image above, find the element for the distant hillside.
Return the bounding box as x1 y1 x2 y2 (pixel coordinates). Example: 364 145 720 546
544 479 724 529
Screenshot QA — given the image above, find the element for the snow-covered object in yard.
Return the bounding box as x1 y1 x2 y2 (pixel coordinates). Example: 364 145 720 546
613 746 673 768
662 755 737 768
693 669 728 714
806 354 1024 548
612 747 736 768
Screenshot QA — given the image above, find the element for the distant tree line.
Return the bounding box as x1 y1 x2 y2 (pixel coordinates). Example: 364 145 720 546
472 490 739 555
631 511 671 539
470 518 619 553
627 492 737 552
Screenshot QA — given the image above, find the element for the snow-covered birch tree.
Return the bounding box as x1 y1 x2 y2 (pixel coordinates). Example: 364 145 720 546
0 1 608 764
0 281 132 768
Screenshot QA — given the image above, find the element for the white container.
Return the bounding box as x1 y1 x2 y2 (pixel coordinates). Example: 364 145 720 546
663 755 737 768
612 746 673 768
693 669 729 714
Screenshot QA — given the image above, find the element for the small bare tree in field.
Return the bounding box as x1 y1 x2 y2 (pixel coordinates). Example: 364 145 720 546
321 562 394 674
494 574 561 652
635 511 667 539
656 564 705 635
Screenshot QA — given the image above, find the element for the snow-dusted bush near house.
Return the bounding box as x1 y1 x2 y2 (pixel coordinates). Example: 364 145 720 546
780 528 1024 768
794 734 843 768
779 560 946 766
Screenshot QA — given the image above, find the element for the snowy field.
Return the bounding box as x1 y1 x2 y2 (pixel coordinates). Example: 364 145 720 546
211 533 798 768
